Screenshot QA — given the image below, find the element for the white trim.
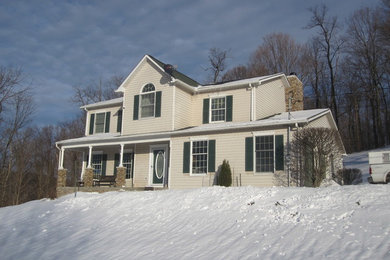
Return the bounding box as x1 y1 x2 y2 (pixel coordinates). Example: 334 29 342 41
253 134 278 174
87 146 93 168
190 136 209 141
93 111 108 134
168 140 172 189
252 131 275 136
209 96 227 123
119 144 124 167
133 144 137 187
172 85 176 130
60 137 171 150
92 150 103 155
81 152 86 180
189 140 209 176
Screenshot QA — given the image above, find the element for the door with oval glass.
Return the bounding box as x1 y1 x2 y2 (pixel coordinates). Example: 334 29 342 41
151 147 166 186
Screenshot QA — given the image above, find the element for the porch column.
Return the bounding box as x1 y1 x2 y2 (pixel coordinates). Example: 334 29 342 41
81 151 86 180
119 144 124 167
58 147 65 169
87 145 93 168
84 146 94 187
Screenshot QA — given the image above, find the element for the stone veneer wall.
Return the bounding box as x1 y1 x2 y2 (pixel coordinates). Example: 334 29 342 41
286 75 304 111
83 168 94 187
57 169 67 187
115 167 126 187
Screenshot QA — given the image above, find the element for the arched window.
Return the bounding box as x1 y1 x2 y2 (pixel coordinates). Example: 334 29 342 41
140 83 156 118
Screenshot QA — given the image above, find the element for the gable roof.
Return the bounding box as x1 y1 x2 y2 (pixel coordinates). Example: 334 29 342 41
147 55 200 87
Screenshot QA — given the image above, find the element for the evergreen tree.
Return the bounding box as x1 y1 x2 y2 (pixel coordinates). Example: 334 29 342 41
219 160 232 187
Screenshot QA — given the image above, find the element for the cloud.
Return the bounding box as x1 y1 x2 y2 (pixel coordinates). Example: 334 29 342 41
0 0 381 126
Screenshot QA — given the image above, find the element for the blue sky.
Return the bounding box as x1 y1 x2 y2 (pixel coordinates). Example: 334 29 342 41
0 0 380 126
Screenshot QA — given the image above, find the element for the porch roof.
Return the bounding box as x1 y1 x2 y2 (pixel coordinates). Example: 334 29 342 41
56 108 331 148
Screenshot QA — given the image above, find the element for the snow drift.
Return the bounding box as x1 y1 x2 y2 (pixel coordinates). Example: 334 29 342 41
0 185 389 259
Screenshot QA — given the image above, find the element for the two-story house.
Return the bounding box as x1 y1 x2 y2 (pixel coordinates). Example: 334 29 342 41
56 54 344 189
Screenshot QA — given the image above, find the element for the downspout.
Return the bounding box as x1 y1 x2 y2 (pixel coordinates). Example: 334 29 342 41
249 83 255 121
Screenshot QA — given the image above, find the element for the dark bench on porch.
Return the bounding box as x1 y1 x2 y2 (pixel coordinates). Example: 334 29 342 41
94 175 116 187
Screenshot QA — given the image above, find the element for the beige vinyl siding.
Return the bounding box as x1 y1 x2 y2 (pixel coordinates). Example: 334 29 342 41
86 105 122 136
122 59 174 135
306 113 336 129
132 143 150 188
189 88 251 126
169 128 287 189
256 79 286 120
174 86 193 130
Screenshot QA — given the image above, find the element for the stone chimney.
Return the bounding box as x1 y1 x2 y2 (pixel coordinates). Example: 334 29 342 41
285 75 304 111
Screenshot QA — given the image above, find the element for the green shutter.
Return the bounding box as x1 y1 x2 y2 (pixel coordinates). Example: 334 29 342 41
155 91 162 117
226 95 233 122
133 95 139 120
89 113 95 135
245 137 254 171
208 140 216 172
105 112 111 133
183 142 190 173
203 98 209 124
102 154 107 176
114 153 120 175
275 135 284 171
117 110 122 133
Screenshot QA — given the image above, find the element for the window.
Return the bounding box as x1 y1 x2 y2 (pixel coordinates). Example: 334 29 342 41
256 135 274 172
123 153 133 179
141 84 155 118
89 112 110 135
92 154 103 179
245 135 284 173
211 97 226 122
192 141 208 174
203 96 233 124
95 113 106 133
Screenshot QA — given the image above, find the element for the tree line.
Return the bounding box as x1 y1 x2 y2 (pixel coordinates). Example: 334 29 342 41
0 2 389 207
209 2 390 153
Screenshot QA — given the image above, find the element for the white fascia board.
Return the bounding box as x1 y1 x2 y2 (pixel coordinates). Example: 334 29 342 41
115 55 149 93
80 98 123 110
60 137 171 150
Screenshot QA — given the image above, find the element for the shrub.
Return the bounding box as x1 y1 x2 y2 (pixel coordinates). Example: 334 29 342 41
218 160 232 187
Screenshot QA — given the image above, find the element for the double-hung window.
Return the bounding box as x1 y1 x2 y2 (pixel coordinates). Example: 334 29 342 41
123 153 133 179
255 135 274 172
192 140 208 174
183 139 216 174
211 97 226 122
92 154 103 179
89 111 110 135
140 84 155 118
203 95 233 124
95 113 106 133
245 135 284 173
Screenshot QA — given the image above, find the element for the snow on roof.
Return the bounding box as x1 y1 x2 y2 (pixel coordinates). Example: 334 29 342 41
198 73 285 90
173 109 330 135
57 109 330 147
80 97 123 110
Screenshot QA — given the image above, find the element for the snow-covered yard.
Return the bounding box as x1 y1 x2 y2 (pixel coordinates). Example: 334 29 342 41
0 151 389 260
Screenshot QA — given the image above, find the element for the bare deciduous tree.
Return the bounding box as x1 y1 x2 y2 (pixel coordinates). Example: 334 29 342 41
206 48 229 83
248 33 305 79
290 128 342 187
307 5 344 125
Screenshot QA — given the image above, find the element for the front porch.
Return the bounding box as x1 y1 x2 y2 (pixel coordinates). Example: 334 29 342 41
56 137 171 191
